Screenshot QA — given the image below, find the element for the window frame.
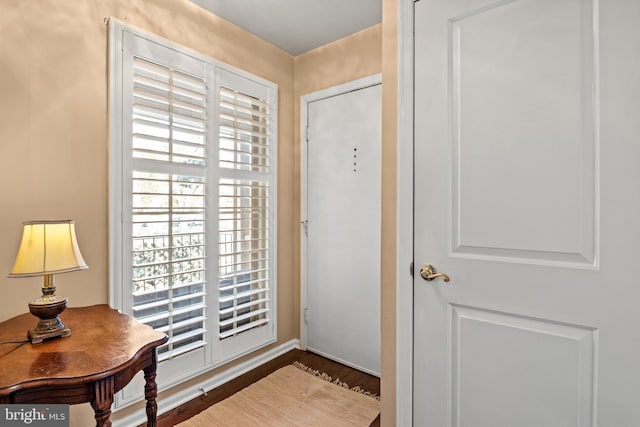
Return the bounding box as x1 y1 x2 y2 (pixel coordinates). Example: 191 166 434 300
109 19 278 408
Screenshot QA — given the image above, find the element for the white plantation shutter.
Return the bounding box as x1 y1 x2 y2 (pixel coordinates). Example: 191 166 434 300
214 70 276 359
130 58 208 362
110 22 277 397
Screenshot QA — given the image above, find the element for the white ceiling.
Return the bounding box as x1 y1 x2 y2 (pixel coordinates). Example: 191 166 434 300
189 0 382 56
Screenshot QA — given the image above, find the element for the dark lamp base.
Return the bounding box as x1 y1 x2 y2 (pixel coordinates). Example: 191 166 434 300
28 296 71 344
28 324 71 344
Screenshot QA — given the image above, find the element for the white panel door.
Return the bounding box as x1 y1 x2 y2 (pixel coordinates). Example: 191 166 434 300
305 83 381 376
413 0 640 425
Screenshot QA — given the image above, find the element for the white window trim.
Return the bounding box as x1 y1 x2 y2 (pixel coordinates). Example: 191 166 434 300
108 19 278 408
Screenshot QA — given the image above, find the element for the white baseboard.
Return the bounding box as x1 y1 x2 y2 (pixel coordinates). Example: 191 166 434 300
112 339 300 427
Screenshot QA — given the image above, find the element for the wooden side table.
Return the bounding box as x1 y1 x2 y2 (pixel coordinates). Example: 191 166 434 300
0 304 168 427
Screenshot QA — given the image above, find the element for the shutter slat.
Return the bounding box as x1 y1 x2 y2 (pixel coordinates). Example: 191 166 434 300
219 319 268 340
158 340 206 362
219 298 269 316
133 254 205 269
219 278 268 293
156 316 206 333
166 328 206 345
218 258 269 270
133 279 205 297
132 291 206 312
137 302 206 325
219 287 268 304
220 308 269 327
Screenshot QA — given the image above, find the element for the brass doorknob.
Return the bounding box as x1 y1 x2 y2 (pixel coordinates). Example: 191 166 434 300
420 264 450 283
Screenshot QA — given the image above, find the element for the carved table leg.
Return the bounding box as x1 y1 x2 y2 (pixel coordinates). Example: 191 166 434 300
91 376 115 427
144 351 160 427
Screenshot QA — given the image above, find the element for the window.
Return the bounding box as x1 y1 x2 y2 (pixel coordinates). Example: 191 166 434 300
109 21 277 399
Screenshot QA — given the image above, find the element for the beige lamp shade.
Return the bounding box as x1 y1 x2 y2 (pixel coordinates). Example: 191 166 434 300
8 220 88 277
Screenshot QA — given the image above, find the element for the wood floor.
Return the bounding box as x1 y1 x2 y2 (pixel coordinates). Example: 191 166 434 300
152 349 381 427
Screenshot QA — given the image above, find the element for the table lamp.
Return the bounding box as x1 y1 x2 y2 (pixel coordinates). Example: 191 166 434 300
8 220 88 343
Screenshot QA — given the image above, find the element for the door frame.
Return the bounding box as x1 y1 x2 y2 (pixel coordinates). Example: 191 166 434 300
300 73 382 351
397 0 415 425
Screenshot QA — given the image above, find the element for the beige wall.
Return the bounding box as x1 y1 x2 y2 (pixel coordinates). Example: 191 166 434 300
0 1 397 425
381 0 398 424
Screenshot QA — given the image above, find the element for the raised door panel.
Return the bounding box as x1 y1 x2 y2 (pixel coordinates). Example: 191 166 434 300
451 305 596 427
450 0 598 267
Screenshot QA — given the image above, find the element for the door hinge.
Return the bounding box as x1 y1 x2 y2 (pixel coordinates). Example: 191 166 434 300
304 307 309 324
305 125 309 142
301 220 309 236
410 261 414 277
